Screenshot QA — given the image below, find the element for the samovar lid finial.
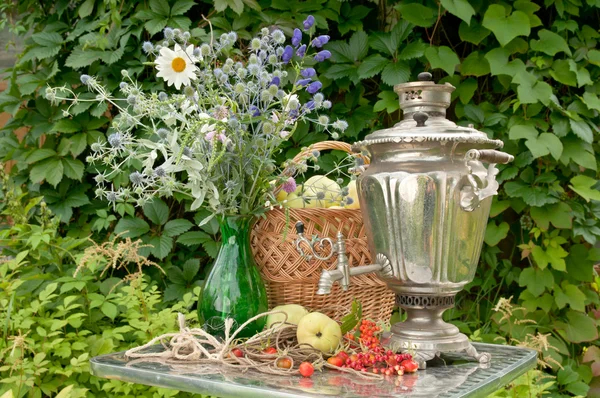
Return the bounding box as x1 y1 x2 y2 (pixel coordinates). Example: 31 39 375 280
394 72 455 119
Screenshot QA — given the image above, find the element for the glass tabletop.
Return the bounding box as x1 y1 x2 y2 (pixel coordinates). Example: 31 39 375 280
90 342 537 398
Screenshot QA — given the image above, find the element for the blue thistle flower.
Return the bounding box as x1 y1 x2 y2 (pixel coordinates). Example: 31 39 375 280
142 41 154 54
304 100 315 111
270 76 281 87
158 92 168 101
312 35 330 48
154 167 166 177
297 78 312 86
300 68 316 78
296 44 306 57
281 45 294 64
119 82 128 90
249 105 261 117
314 50 331 62
129 171 144 185
80 74 91 85
292 28 302 47
107 133 123 148
307 81 322 94
127 95 137 105
163 27 174 40
282 177 297 193
303 15 315 30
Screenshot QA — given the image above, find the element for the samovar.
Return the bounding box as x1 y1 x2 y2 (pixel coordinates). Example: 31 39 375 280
294 72 513 367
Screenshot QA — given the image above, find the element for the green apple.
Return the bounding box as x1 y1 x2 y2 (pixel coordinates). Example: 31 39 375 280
296 312 342 354
343 180 360 209
303 175 341 208
266 304 309 328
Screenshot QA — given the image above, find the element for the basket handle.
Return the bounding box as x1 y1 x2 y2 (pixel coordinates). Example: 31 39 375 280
290 140 370 165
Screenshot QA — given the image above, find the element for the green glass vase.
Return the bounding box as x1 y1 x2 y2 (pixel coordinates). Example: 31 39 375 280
198 215 268 338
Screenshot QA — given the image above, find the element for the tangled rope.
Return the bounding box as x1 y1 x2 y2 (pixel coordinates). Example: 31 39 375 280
125 311 382 379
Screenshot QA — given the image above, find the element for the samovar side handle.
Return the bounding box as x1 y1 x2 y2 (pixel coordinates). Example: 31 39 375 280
460 149 514 212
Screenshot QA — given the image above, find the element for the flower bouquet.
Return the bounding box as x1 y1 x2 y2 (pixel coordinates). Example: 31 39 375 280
47 15 347 336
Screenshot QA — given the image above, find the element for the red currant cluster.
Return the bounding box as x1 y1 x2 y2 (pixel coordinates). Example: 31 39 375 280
342 349 416 375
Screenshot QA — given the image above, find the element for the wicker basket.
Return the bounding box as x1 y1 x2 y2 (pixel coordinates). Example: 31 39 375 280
251 141 396 322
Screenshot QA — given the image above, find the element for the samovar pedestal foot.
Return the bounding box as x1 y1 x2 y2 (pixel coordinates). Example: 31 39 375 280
464 342 492 364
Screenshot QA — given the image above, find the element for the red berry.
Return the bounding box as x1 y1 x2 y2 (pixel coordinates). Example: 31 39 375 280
299 362 314 377
276 358 292 369
230 348 244 358
400 359 419 373
263 347 277 355
327 356 344 367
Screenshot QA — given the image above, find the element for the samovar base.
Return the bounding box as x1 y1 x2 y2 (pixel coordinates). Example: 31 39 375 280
381 294 492 369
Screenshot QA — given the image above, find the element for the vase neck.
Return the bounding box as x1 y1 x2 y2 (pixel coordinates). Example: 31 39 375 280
219 215 254 240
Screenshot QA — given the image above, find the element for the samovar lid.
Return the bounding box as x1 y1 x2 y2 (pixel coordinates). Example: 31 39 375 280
353 72 504 150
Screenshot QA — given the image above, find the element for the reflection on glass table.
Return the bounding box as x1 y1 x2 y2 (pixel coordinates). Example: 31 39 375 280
90 342 537 398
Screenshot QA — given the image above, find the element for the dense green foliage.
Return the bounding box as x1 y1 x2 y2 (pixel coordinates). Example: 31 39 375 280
1 0 600 396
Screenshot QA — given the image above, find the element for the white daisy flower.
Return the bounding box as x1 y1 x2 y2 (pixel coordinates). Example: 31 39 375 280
155 44 199 90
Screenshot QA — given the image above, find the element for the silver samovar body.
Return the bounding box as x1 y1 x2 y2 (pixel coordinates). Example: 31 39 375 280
353 73 513 364
293 73 513 367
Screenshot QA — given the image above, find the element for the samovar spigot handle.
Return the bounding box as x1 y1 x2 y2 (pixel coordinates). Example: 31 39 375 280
293 220 393 295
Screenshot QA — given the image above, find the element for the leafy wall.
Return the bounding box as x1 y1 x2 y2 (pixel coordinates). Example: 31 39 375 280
1 0 599 396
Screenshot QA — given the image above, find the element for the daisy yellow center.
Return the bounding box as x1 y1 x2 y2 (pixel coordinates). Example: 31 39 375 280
171 57 186 73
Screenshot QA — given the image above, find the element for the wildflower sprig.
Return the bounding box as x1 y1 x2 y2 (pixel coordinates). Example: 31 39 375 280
46 16 347 219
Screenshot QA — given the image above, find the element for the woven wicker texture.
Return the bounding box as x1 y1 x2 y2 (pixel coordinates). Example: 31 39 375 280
251 141 395 322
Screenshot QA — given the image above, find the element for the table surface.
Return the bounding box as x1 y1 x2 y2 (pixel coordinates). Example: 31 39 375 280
90 342 537 398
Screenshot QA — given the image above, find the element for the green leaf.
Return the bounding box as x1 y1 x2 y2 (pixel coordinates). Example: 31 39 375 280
504 181 559 207
398 41 427 60
78 0 95 18
588 49 600 66
182 259 200 282
114 217 150 238
565 382 590 397
65 48 105 69
509 125 538 140
440 0 475 24
358 54 389 79
52 119 81 134
559 136 596 170
380 61 411 86
31 32 63 47
171 0 196 15
459 19 491 44
26 149 57 163
163 219 194 237
530 29 571 56
348 31 369 61
556 310 599 343
546 245 568 271
484 221 509 246
530 202 572 230
569 119 594 143
424 46 460 76
568 60 592 88
525 133 563 160
519 267 553 297
374 91 399 113
460 51 490 77
177 231 212 246
569 176 600 202
395 3 437 27
482 5 531 47
485 48 526 77
327 41 354 63
61 158 84 181
143 199 170 225
550 59 577 87
100 302 118 320
582 92 600 112
456 78 477 104
149 0 170 16
148 235 174 259
561 283 587 312
340 299 362 334
145 18 169 35
30 158 64 187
